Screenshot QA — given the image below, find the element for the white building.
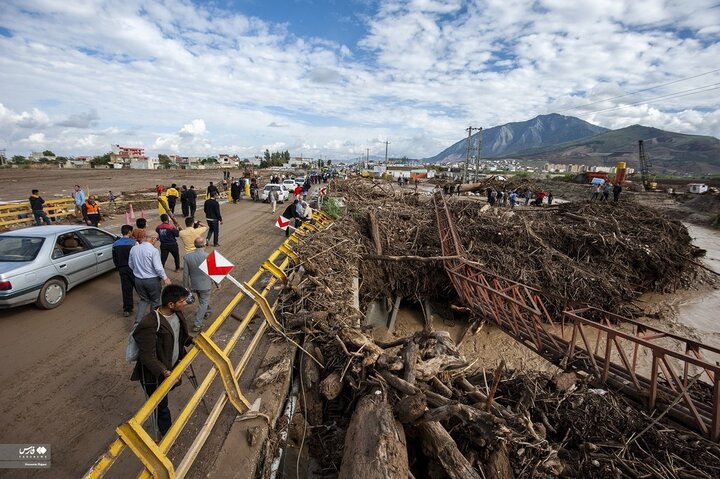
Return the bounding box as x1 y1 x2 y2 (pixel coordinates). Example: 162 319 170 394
687 183 709 194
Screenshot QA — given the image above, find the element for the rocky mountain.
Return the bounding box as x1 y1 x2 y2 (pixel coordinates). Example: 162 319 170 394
427 113 609 162
509 125 720 175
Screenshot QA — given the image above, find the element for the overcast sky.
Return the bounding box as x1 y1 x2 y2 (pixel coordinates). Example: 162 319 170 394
1 0 719 161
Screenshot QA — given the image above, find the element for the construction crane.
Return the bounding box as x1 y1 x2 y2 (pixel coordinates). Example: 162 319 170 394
638 140 657 191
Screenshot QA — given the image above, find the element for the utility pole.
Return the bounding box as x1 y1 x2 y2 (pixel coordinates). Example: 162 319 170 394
474 128 483 182
464 126 480 183
384 141 389 165
366 148 369 168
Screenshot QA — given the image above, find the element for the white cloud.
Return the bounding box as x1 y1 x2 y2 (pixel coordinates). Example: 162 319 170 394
0 0 718 160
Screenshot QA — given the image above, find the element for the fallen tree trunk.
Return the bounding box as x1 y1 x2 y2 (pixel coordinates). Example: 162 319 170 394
338 392 409 479
417 421 481 479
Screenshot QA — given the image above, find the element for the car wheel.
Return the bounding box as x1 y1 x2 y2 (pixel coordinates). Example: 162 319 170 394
36 278 66 309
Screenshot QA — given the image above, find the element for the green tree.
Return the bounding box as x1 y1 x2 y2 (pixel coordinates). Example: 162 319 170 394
91 152 111 166
318 159 325 168
158 154 172 169
327 159 332 166
264 149 271 162
42 150 55 157
11 155 27 163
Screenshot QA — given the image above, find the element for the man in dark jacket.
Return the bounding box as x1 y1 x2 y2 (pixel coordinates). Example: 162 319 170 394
29 189 51 225
187 186 198 218
131 284 192 438
203 192 222 246
112 224 137 317
282 199 301 238
180 185 189 218
156 214 181 271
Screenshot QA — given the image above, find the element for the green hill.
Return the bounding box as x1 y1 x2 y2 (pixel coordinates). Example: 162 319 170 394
507 125 720 175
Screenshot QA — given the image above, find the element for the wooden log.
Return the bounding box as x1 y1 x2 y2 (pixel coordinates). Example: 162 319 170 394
415 355 467 381
486 442 515 479
338 392 409 479
401 341 419 385
397 393 427 424
362 254 464 263
368 210 383 255
417 421 481 479
415 404 463 424
300 338 323 426
429 376 453 398
320 372 342 401
339 327 384 366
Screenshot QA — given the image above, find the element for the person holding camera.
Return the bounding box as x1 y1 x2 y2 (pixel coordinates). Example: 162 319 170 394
183 237 213 333
178 216 208 253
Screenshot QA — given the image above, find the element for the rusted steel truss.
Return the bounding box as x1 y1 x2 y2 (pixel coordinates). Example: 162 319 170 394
433 193 720 440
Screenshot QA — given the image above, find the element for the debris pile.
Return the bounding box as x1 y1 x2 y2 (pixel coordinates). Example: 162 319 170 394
272 179 719 478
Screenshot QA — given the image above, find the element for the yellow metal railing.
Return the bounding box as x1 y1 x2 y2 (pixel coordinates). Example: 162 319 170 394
0 198 76 228
84 210 334 479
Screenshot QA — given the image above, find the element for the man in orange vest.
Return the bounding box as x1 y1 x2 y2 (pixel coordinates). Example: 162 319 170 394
82 195 102 227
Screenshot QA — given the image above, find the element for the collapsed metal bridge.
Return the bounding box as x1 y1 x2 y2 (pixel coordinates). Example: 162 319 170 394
433 193 720 441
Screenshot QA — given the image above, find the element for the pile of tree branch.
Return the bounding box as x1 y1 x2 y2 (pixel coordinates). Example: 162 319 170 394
269 179 719 478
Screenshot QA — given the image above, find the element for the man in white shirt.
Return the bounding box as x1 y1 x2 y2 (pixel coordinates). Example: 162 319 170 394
129 232 171 325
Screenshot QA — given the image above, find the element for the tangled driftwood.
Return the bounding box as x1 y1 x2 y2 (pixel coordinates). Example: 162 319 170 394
270 178 719 478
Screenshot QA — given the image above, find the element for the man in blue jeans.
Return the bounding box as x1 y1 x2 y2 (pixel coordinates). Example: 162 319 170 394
29 189 51 225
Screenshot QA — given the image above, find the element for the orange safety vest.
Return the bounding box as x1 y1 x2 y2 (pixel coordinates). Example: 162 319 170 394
84 201 100 214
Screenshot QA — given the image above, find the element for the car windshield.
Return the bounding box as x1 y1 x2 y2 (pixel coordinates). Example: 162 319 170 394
0 236 45 262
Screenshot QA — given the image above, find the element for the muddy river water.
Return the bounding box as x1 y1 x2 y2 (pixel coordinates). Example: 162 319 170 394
676 224 720 346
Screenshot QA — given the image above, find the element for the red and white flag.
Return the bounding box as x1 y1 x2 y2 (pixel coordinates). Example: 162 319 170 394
276 216 291 231
199 250 235 284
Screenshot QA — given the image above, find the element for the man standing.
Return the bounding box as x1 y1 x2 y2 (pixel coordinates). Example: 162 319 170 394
72 185 85 220
129 232 171 325
187 186 198 218
29 189 52 226
178 217 208 254
206 182 219 199
166 184 179 215
282 199 301 238
82 195 101 227
203 192 222 247
130 284 192 438
270 187 279 213
112 225 137 317
132 217 147 243
180 185 189 218
156 214 181 272
183 237 213 333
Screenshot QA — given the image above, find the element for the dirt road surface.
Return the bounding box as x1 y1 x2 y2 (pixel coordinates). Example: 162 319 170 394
0 178 291 477
0 167 246 203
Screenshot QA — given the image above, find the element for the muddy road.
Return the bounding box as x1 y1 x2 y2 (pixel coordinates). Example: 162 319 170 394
0 192 288 477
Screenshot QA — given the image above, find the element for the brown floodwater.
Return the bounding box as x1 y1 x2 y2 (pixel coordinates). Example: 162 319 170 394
676 224 720 344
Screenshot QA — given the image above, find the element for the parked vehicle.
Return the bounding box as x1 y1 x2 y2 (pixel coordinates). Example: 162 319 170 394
260 184 290 203
282 179 297 189
294 177 306 186
0 225 117 309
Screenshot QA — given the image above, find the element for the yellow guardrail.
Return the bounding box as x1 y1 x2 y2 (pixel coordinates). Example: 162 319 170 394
0 198 76 228
84 210 334 479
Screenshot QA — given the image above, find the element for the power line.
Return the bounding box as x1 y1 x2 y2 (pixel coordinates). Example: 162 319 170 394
582 83 720 115
557 67 720 114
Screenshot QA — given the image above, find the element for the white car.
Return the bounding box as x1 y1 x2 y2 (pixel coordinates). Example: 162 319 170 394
282 179 297 189
294 177 306 185
261 184 290 203
0 225 117 309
